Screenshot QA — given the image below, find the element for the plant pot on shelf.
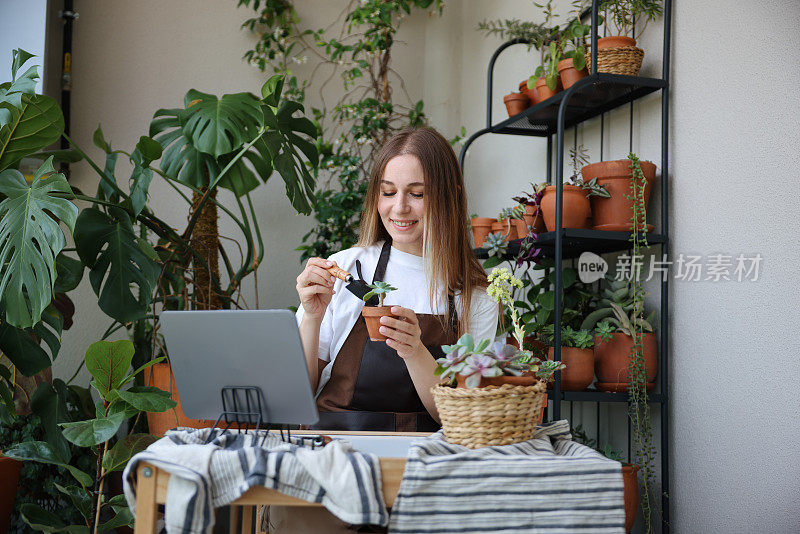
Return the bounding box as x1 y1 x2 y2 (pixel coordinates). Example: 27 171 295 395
622 464 641 533
540 184 591 231
519 80 539 106
513 218 530 239
503 92 530 117
534 76 561 101
0 453 22 533
593 332 658 392
491 220 518 241
145 362 216 437
362 306 398 341
547 347 594 391
523 204 546 235
470 217 496 248
557 58 588 89
432 379 547 449
581 159 656 232
594 36 644 76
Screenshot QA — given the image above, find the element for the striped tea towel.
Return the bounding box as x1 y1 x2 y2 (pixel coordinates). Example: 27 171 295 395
388 420 625 534
123 428 388 533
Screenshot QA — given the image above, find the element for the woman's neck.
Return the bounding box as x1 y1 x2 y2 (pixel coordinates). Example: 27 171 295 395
391 240 422 256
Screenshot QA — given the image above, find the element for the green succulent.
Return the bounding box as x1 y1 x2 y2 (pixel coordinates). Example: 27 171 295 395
362 280 397 307
581 276 655 333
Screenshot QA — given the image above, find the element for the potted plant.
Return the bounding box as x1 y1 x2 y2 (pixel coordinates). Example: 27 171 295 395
513 184 547 235
541 325 595 391
596 0 664 75
556 1 591 89
503 91 530 117
526 1 562 101
361 281 399 341
492 206 524 242
518 79 539 106
470 214 497 248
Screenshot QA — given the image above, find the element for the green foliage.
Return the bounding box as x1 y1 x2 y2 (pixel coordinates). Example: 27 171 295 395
540 324 594 349
362 280 397 307
600 0 663 39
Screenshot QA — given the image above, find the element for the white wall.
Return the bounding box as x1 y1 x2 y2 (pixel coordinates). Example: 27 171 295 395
53 0 799 532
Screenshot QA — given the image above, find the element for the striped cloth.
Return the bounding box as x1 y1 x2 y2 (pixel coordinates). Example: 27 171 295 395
388 420 625 534
122 428 388 533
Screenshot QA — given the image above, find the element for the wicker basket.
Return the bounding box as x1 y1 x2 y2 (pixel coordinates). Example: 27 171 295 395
594 46 644 76
432 381 547 449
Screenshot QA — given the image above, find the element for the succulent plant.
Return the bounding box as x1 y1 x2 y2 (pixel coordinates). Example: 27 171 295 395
581 276 655 334
362 280 397 306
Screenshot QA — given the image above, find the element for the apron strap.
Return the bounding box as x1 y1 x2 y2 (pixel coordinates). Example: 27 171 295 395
371 239 392 283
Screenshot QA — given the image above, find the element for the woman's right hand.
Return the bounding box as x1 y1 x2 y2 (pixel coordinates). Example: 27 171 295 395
296 257 337 320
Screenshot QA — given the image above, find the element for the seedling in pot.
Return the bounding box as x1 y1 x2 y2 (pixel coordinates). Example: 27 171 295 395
362 281 397 307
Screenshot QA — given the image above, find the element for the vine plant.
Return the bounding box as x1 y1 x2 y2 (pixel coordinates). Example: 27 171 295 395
236 0 465 260
626 152 658 532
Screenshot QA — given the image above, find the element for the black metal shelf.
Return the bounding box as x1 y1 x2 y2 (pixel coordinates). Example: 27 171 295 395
475 229 667 260
494 74 667 137
559 390 667 403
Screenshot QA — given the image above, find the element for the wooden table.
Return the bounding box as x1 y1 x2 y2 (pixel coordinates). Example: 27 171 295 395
132 431 425 534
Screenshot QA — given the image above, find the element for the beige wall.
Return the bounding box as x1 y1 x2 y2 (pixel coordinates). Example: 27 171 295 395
54 1 800 532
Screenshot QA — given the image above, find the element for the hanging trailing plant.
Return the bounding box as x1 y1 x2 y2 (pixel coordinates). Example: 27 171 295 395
626 151 658 532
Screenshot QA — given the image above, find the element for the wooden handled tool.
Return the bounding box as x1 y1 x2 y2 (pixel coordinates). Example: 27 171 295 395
327 265 353 283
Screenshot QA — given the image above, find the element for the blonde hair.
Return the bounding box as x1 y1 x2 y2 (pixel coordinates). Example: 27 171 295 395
357 127 488 336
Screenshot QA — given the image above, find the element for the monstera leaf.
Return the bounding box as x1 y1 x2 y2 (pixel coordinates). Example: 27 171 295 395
0 157 77 329
181 90 263 158
74 207 159 323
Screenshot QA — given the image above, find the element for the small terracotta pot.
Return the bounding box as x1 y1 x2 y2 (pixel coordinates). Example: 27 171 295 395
503 92 530 117
362 306 397 342
581 160 656 232
622 464 640 532
456 374 537 388
0 454 22 533
540 184 591 231
470 217 496 248
548 347 594 391
145 362 216 437
557 58 588 89
491 220 518 241
519 80 539 105
534 76 561 102
594 333 657 392
598 36 637 49
513 218 530 239
523 204 546 234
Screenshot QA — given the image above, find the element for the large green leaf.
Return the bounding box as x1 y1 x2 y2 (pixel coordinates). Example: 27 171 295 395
102 433 157 472
85 339 135 399
0 158 77 328
99 508 134 532
3 441 92 487
60 412 126 447
73 207 159 323
181 90 263 158
54 484 92 523
20 504 89 533
31 381 72 461
0 93 64 171
54 253 84 293
115 386 176 413
0 319 50 375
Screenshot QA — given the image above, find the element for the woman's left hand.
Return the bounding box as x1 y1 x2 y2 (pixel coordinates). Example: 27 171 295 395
380 306 424 360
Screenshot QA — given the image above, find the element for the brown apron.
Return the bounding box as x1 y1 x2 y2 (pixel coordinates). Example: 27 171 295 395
312 240 459 432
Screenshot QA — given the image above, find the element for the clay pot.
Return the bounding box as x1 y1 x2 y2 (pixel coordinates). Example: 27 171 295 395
491 220 518 241
456 374 537 389
523 204 546 235
145 362 216 437
581 160 656 232
540 184 591 231
534 76 561 102
594 333 657 392
503 92 530 117
519 80 539 105
0 453 22 533
470 217 496 248
548 347 594 391
598 36 637 49
621 464 640 532
513 218 530 239
362 306 397 342
557 58 588 89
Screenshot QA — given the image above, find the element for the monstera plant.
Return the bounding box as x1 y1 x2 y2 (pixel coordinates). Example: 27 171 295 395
0 48 319 532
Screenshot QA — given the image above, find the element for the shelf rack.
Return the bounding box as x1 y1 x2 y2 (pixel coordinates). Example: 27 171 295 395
460 1 672 531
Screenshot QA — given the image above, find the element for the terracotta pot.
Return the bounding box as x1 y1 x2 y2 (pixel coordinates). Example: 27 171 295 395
491 220 518 241
470 217 496 248
594 333 657 392
362 306 397 342
621 464 640 532
519 80 539 105
598 36 637 49
145 362 216 437
581 160 656 232
523 204 546 234
513 218 530 239
540 184 591 231
557 58 588 89
503 92 530 117
547 347 594 391
455 374 537 388
0 453 22 533
534 76 560 101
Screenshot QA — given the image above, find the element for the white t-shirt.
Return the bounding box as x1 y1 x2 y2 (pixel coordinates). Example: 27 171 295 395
295 242 499 393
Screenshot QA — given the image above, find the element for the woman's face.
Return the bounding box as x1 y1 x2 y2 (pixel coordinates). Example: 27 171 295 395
378 154 426 255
